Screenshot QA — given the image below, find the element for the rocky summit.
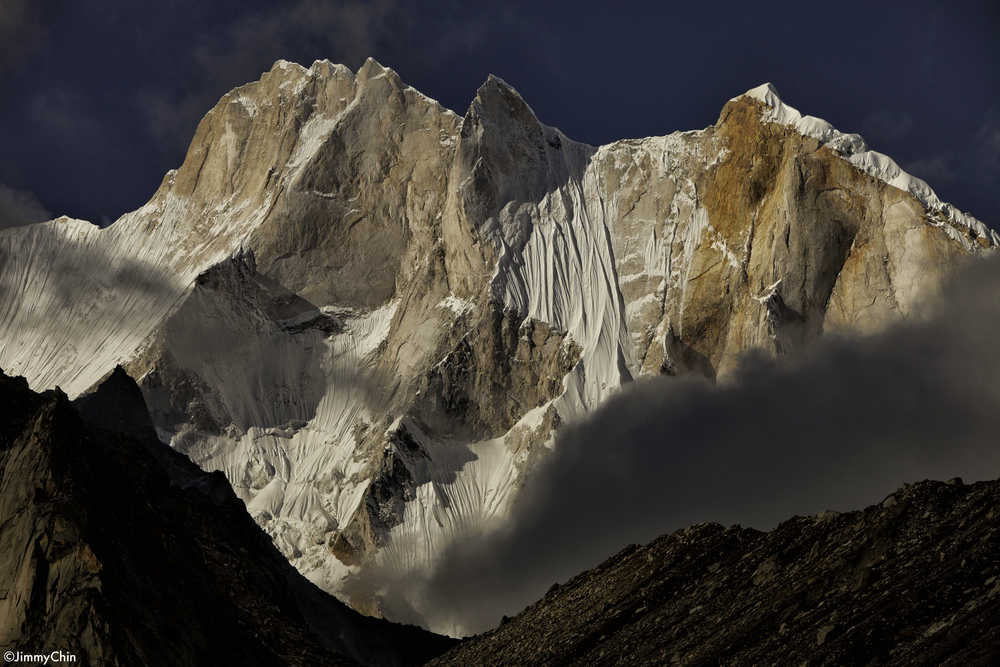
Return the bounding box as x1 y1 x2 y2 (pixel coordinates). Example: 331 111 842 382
427 478 1000 666
0 58 995 633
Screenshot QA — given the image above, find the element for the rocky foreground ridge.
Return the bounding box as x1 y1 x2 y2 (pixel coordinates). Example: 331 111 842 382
428 478 1000 666
0 58 995 632
0 367 454 666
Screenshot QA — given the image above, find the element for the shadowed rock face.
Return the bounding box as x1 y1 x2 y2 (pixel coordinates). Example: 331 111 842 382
72 364 161 446
0 368 457 667
427 478 1000 666
0 371 346 665
71 363 242 504
414 309 582 441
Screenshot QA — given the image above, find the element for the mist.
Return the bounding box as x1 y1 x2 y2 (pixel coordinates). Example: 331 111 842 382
409 255 1000 636
0 183 50 230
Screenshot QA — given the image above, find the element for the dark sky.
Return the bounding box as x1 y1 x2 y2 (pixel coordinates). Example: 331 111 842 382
0 0 997 227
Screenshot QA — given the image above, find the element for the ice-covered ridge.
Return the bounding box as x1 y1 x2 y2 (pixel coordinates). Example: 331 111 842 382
738 83 997 248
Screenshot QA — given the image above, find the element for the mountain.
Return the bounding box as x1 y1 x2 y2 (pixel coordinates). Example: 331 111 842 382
425 478 1000 666
0 366 455 665
0 58 993 635
70 364 236 498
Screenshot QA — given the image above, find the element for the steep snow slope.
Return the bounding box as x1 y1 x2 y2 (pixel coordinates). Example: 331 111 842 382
0 60 993 636
464 76 634 420
0 217 189 395
0 59 371 396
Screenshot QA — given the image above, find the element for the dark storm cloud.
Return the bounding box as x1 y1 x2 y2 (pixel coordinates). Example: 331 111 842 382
409 256 1000 635
0 183 50 229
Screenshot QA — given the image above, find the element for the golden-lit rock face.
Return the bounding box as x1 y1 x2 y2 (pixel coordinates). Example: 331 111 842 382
595 96 977 381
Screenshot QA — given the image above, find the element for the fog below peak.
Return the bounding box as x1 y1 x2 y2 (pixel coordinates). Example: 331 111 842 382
408 255 1000 636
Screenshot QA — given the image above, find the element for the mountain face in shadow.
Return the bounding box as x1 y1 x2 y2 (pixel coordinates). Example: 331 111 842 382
0 367 455 666
427 478 1000 666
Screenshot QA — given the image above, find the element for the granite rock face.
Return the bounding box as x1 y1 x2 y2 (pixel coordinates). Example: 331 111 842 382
594 94 976 380
427 478 1000 666
0 59 993 632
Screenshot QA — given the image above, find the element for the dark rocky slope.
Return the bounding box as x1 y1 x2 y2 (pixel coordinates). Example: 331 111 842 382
71 364 237 502
0 367 455 666
427 478 1000 666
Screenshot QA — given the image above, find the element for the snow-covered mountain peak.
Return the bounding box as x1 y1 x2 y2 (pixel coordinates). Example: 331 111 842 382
740 81 782 108
735 81 867 149
3 60 996 636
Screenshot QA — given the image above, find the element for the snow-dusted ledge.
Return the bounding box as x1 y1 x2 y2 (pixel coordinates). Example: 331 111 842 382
737 83 997 249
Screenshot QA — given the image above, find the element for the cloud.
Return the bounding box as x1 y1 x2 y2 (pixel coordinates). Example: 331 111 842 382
0 183 50 229
405 255 1000 636
862 109 915 146
975 108 1000 172
138 0 397 156
134 0 536 160
188 0 395 90
0 0 49 81
903 156 956 183
28 88 97 137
